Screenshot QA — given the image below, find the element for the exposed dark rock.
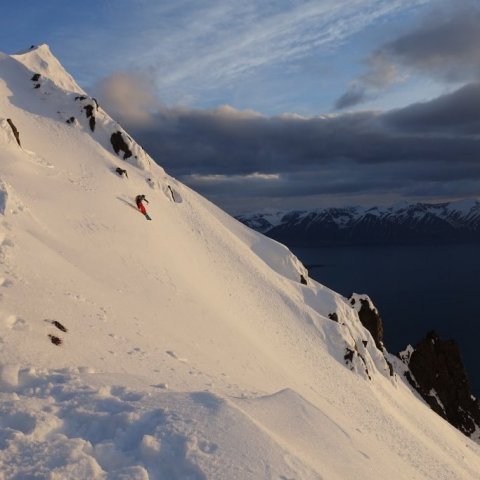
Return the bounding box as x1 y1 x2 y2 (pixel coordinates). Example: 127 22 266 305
92 98 99 110
344 346 371 379
344 348 354 363
405 331 480 436
66 117 75 124
31 73 41 82
48 334 62 346
328 312 338 322
77 104 96 131
75 96 87 101
115 167 128 178
83 105 94 118
300 274 307 285
6 119 21 147
349 294 384 350
362 340 368 347
110 131 132 159
51 320 67 333
34 84 40 89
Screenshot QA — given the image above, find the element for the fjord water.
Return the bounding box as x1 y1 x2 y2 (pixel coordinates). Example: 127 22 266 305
292 243 480 395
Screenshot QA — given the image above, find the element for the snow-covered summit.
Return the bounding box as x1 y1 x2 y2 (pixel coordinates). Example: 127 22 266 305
12 44 84 94
0 45 479 478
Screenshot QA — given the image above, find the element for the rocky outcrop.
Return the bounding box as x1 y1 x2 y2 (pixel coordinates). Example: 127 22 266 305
110 131 132 159
73 97 97 132
349 294 384 350
82 104 96 132
402 331 480 437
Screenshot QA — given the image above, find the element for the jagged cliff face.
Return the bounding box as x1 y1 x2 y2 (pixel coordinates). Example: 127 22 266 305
348 296 480 441
237 201 480 245
1 45 480 478
400 332 480 440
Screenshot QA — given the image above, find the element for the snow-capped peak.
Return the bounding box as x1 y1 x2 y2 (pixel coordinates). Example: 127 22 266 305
12 43 84 94
238 199 480 245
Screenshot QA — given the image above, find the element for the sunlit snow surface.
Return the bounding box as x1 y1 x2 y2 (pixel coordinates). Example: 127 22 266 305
0 45 479 479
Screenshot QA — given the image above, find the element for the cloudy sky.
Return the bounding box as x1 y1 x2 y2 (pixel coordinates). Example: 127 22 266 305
1 0 479 213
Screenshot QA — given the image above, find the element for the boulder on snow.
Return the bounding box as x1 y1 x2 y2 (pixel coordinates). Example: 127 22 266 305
49 320 67 333
110 131 132 160
6 119 21 147
31 73 41 82
404 330 480 437
115 167 128 178
328 312 338 322
48 334 62 346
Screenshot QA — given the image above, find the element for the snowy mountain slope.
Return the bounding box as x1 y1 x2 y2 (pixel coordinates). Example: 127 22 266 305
237 200 480 245
0 45 479 479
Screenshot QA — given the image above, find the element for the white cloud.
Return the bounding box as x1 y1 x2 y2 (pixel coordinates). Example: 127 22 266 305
95 72 161 126
142 0 430 101
67 0 431 107
186 172 281 184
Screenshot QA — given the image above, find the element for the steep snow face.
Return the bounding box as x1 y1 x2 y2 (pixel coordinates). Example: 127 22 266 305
0 46 480 479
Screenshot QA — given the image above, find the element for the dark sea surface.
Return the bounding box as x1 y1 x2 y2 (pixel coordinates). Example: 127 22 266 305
291 243 480 396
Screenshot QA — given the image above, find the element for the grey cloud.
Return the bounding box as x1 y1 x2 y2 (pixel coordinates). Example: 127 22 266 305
384 5 480 80
335 52 399 109
98 74 480 213
335 2 480 109
334 87 368 110
385 82 480 133
130 105 479 176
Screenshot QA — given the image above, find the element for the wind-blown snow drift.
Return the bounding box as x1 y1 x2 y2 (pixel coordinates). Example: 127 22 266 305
0 45 479 479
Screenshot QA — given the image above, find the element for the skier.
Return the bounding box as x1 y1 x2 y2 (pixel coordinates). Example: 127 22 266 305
135 194 151 220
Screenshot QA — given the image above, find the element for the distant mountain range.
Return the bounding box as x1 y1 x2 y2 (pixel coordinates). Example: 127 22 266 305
236 199 480 246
